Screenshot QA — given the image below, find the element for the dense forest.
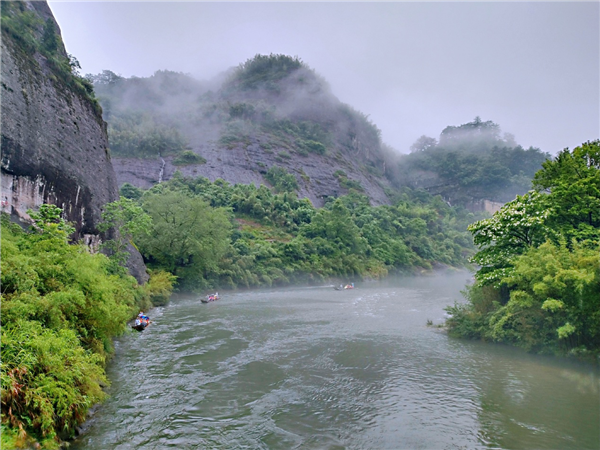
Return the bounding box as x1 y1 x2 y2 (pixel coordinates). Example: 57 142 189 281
398 117 550 206
114 173 479 291
446 140 600 358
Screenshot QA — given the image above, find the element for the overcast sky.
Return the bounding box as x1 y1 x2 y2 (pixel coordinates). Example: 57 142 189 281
48 1 599 155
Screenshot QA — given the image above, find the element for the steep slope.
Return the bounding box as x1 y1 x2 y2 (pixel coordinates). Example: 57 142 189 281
397 117 550 211
0 1 147 281
92 55 395 207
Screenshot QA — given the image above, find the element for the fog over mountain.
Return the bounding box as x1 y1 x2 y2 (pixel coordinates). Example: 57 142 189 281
48 1 598 155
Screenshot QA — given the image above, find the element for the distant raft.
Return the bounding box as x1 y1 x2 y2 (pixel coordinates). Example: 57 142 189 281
201 293 220 304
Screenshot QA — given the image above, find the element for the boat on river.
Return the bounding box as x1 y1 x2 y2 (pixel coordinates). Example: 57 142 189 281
201 293 219 303
132 314 150 331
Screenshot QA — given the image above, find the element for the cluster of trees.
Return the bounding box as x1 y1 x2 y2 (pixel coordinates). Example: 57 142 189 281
446 140 600 358
0 207 174 447
106 112 189 159
225 53 305 92
112 172 479 292
398 117 550 206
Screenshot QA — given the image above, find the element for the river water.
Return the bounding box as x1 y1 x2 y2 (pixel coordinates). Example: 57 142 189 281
72 273 599 449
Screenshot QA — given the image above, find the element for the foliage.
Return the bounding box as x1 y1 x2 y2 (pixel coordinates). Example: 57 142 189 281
467 191 554 285
264 166 299 193
399 117 550 205
107 112 188 158
89 54 390 187
226 54 304 91
142 270 177 306
98 198 152 274
532 140 600 243
119 182 144 201
448 241 600 355
334 170 364 192
1 1 100 114
0 207 162 446
136 189 232 290
447 141 600 357
172 150 207 166
120 174 476 291
261 119 330 155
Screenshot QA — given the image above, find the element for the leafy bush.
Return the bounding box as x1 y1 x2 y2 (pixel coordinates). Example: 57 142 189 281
0 207 162 445
143 270 177 306
173 150 206 166
264 166 298 193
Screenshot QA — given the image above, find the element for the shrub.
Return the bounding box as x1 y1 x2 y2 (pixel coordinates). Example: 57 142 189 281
173 150 206 166
264 166 298 193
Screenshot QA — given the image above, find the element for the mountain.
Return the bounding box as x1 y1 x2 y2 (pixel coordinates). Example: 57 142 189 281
91 55 396 207
397 117 550 210
0 0 147 282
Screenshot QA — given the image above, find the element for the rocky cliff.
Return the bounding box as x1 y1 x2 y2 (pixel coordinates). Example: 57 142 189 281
1 1 147 282
93 57 396 207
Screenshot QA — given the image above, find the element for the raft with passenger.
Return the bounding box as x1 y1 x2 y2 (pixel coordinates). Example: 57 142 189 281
201 292 219 303
132 312 150 331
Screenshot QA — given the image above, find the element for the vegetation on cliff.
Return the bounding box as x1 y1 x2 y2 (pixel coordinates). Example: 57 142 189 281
89 54 389 191
1 1 99 115
398 117 550 206
0 208 174 448
446 140 600 357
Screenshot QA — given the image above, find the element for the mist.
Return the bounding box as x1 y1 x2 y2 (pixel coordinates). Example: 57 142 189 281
48 1 599 156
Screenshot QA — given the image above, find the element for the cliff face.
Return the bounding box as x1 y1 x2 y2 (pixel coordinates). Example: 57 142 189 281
94 59 395 207
112 141 391 208
0 1 147 282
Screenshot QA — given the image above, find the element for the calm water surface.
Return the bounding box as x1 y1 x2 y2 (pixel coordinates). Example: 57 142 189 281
73 273 599 449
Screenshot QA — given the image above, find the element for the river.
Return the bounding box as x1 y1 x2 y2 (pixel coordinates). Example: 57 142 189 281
72 273 599 449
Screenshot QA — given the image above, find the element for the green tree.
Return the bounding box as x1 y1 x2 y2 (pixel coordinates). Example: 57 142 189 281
447 140 600 357
532 140 600 242
487 241 600 353
98 198 152 272
468 191 554 285
264 166 299 193
138 191 232 289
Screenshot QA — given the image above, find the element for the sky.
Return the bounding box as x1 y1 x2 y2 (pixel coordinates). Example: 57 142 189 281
48 1 599 155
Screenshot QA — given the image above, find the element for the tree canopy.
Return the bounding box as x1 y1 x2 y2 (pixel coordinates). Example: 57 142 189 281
446 140 600 358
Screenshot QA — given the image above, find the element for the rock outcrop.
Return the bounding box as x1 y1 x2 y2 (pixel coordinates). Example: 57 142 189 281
1 0 147 282
95 60 395 207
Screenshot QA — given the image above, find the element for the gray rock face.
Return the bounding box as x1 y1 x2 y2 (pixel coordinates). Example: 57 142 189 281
113 138 392 208
113 141 391 208
1 1 147 282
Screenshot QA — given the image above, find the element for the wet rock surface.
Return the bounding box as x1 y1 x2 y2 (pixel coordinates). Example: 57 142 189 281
1 1 147 282
113 137 391 208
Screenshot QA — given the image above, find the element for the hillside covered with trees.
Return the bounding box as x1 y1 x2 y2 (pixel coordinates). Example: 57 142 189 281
397 117 550 208
113 174 479 291
446 140 600 358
